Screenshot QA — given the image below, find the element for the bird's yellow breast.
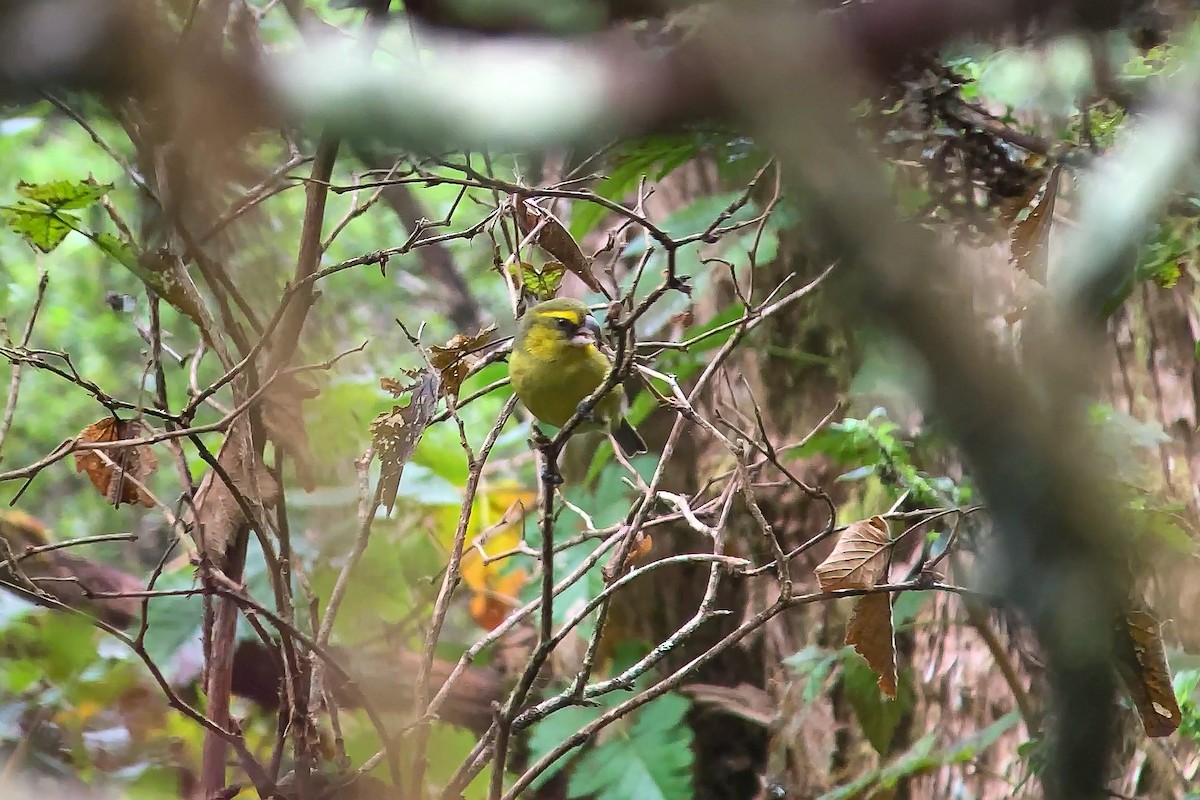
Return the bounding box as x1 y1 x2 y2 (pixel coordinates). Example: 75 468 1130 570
510 326 616 428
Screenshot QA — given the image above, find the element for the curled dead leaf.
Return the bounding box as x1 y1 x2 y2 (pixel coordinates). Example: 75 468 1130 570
380 371 420 397
73 417 157 508
1115 606 1181 737
262 372 319 492
513 195 605 294
627 531 654 565
847 592 897 699
187 419 279 558
429 325 496 397
1007 164 1061 285
815 516 896 699
371 368 441 513
814 516 890 592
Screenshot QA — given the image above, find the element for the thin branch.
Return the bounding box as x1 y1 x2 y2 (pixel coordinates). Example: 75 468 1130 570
0 272 49 463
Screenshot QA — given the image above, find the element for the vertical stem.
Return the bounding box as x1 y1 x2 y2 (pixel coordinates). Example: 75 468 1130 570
199 533 249 798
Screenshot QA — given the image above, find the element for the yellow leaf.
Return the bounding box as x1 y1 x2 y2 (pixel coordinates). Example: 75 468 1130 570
469 567 528 631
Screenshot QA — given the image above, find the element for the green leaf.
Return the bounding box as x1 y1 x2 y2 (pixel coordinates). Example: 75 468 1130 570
2 611 99 681
141 570 204 678
569 136 698 240
784 644 846 703
16 178 112 210
527 702 607 791
1 202 78 252
426 724 495 800
566 693 694 800
513 260 565 300
842 654 912 754
817 712 1019 800
123 763 184 800
928 710 1019 764
623 192 764 260
1 658 41 693
891 590 929 630
93 232 139 269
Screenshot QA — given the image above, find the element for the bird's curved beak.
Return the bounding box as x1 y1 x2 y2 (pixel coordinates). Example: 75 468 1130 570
571 315 602 347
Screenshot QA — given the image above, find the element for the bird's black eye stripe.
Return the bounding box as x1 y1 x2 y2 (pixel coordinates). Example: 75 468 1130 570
556 317 575 331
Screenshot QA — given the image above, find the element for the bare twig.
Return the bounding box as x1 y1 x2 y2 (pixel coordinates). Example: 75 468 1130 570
0 272 48 463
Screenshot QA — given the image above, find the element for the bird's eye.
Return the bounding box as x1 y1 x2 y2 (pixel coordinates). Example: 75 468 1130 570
556 318 575 331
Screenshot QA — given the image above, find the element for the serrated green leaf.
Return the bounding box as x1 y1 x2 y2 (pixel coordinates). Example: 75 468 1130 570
566 693 694 800
527 702 606 791
16 178 112 210
1 203 78 252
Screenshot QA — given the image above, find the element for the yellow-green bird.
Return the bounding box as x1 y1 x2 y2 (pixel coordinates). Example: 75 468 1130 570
509 298 647 456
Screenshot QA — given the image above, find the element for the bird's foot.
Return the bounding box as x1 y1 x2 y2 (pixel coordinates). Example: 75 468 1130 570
529 426 553 449
574 401 601 425
540 463 564 486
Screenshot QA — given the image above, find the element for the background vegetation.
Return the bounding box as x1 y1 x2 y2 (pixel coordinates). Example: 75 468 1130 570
2 1 1200 799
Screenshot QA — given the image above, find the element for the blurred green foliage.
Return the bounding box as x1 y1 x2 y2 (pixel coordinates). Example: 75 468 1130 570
3 19 1200 800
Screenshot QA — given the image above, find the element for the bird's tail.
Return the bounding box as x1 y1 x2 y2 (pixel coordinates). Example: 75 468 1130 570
612 419 647 456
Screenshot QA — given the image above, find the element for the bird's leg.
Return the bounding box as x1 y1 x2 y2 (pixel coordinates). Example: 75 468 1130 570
539 447 564 486
540 462 564 486
529 425 553 450
574 400 601 425
532 426 564 486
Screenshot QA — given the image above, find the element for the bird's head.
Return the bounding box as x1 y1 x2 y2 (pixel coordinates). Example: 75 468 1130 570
517 298 602 353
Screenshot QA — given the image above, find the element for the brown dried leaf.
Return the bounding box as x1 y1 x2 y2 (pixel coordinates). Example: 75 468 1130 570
1115 607 1181 737
627 531 654 566
189 420 279 558
814 516 890 591
1009 163 1061 284
514 196 604 293
371 368 441 513
380 371 420 398
846 592 898 699
262 373 319 492
73 417 157 508
429 325 496 397
669 308 695 328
